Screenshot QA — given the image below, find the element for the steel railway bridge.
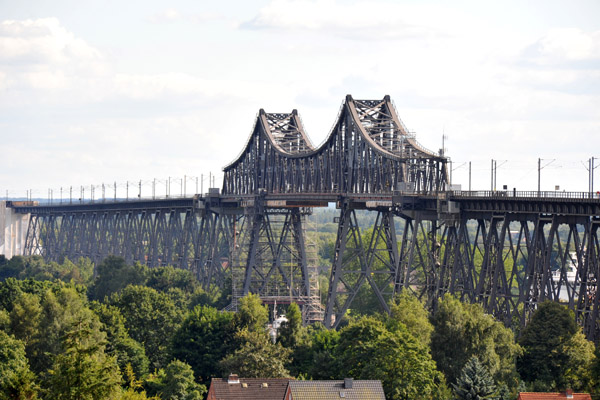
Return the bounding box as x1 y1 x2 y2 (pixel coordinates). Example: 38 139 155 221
6 95 600 338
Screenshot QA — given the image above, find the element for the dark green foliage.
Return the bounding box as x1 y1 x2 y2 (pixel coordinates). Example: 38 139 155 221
0 255 23 280
146 266 198 295
518 301 589 391
111 285 184 370
430 295 521 386
336 316 448 400
296 323 340 379
0 256 93 286
232 293 268 333
517 301 577 387
45 313 121 400
0 309 8 331
453 356 497 400
278 302 302 349
15 287 100 376
90 302 150 379
0 330 38 400
171 305 235 382
388 291 433 346
218 328 291 378
90 256 147 301
145 360 206 400
0 277 84 312
9 292 42 352
187 285 223 310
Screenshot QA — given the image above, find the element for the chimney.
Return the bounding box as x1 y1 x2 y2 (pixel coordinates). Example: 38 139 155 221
565 389 573 399
228 374 240 384
344 378 353 389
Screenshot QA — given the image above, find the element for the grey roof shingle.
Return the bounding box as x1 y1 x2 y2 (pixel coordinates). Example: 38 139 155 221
287 380 386 400
209 377 291 400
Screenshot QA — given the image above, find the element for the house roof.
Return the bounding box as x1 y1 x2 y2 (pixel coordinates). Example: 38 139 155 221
518 392 592 400
208 377 291 400
287 380 385 400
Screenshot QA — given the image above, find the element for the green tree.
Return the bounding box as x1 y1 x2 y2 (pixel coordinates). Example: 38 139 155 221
233 293 268 333
30 287 97 375
146 266 198 295
111 285 183 370
430 295 521 386
453 356 497 400
517 301 579 389
90 302 150 379
0 277 80 312
91 257 147 301
46 314 121 400
117 365 159 400
9 292 42 351
561 331 595 392
301 323 340 379
0 330 38 400
219 328 291 378
278 302 302 349
388 291 433 346
336 316 448 400
171 305 235 382
145 360 206 400
8 257 94 286
0 308 9 330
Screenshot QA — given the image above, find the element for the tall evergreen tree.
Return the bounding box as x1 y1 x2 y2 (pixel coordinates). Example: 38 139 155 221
90 302 150 379
278 302 302 348
0 331 38 400
46 314 121 400
453 356 497 400
518 300 580 390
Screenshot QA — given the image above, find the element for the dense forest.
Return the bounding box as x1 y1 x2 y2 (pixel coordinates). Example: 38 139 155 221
1 252 598 400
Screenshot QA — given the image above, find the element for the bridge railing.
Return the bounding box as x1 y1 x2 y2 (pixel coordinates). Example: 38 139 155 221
7 193 203 207
451 190 600 200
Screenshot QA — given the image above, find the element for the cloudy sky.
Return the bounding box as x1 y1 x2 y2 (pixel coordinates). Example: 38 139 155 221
1 0 599 199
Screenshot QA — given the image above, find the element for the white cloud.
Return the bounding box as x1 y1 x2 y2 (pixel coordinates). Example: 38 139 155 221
241 0 456 40
0 18 103 66
0 18 107 96
147 8 223 24
522 28 600 66
147 8 182 23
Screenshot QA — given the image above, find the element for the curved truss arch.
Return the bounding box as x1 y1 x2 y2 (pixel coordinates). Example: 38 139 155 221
223 95 448 195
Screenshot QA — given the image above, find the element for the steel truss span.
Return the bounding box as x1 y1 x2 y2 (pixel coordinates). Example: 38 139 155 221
10 95 600 339
22 199 234 290
222 95 448 195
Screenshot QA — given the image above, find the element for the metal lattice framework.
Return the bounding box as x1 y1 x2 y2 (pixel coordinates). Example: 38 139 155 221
10 94 600 338
223 95 448 195
323 200 600 338
21 199 234 290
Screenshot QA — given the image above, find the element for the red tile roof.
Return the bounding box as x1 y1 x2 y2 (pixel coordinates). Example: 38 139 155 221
518 392 592 400
207 377 291 400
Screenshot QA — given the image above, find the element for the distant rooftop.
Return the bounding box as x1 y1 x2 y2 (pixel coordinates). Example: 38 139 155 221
518 392 592 400
285 379 385 400
207 375 291 400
